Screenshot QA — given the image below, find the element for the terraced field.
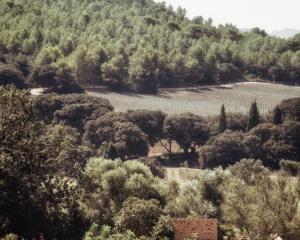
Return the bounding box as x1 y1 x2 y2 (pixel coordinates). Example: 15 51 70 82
87 82 300 116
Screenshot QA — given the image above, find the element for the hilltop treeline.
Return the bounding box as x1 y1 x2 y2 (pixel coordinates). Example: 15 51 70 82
0 0 300 92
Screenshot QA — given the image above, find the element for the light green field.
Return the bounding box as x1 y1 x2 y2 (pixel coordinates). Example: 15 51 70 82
164 167 202 183
87 82 300 116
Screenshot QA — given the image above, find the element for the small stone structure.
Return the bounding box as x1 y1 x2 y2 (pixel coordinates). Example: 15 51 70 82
171 218 218 240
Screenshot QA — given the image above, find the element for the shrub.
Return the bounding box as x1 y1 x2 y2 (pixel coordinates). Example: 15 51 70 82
217 63 242 83
278 98 300 122
126 110 166 145
0 64 26 88
199 131 245 168
35 46 63 65
280 160 300 176
114 197 162 237
164 113 209 155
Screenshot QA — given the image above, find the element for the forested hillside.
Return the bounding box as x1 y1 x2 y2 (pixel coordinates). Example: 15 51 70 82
0 0 300 92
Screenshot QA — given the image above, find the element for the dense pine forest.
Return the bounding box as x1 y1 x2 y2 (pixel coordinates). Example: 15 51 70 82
0 0 300 93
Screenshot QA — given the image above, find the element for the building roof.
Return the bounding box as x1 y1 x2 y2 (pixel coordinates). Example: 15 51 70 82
171 218 218 240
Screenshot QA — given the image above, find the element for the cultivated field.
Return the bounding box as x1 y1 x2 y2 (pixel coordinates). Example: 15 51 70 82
87 82 300 116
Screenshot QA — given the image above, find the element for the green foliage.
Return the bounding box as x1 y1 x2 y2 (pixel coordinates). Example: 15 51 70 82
35 46 63 65
74 46 106 85
0 86 89 239
126 110 166 145
29 64 84 94
222 163 300 240
245 122 300 166
202 120 300 169
228 159 270 185
84 158 162 210
83 158 166 237
195 168 229 217
216 63 242 83
164 113 209 155
3 234 19 240
218 104 227 133
113 122 149 159
83 114 149 159
0 64 26 88
200 131 246 168
183 112 248 135
33 93 113 126
114 197 162 237
165 182 217 218
1 0 299 92
278 97 300 122
129 48 162 93
151 216 174 240
280 160 300 176
84 224 142 240
247 101 260 131
1 86 299 239
102 54 129 90
272 105 283 125
226 113 248 132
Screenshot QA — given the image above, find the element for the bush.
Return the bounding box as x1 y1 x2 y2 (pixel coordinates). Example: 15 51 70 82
227 113 248 132
278 98 300 122
217 63 242 83
113 122 149 160
0 86 89 239
199 131 246 168
3 234 19 240
280 160 300 176
164 113 209 155
35 46 63 65
34 94 113 124
244 122 300 168
15 54 30 76
114 197 162 237
206 113 248 134
84 224 141 240
0 64 26 88
29 65 84 94
126 110 166 145
151 216 174 239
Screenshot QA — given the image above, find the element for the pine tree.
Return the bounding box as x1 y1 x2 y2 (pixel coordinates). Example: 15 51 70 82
218 104 227 133
247 101 260 131
273 106 282 125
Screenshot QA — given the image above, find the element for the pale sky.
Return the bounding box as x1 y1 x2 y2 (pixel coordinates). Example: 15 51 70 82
155 0 300 33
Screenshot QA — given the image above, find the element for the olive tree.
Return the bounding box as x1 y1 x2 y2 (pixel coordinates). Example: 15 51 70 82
164 113 209 156
222 161 300 240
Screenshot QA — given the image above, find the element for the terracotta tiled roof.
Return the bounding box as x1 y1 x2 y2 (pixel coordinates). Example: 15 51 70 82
171 218 218 240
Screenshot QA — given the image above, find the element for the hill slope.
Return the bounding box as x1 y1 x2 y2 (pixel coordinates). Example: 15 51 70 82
0 0 299 92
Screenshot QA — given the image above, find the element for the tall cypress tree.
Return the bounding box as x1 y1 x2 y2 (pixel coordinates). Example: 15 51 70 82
247 101 260 131
273 106 283 125
218 104 227 133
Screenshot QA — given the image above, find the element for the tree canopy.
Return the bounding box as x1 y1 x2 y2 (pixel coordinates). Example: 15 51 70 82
0 0 299 92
